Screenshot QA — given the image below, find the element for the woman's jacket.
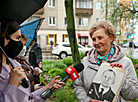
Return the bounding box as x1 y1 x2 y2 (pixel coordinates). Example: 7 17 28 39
74 45 138 102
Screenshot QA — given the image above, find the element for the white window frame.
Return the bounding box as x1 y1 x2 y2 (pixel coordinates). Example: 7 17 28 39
48 17 56 26
76 0 92 9
96 1 101 9
78 18 88 26
48 0 55 7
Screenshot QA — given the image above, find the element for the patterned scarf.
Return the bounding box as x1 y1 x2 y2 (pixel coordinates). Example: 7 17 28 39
94 46 115 65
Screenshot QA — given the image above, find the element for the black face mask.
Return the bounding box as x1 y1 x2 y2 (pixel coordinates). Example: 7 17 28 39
5 38 23 58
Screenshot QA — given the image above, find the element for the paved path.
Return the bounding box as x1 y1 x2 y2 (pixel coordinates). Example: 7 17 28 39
25 49 59 62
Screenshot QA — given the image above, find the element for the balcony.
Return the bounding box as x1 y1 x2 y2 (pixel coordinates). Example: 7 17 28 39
75 8 93 16
35 7 44 14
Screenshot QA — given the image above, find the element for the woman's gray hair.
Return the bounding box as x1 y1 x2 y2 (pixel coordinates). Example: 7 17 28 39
89 20 116 44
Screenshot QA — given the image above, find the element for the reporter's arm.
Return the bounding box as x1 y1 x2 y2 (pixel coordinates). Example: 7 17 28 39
31 76 65 102
43 76 65 91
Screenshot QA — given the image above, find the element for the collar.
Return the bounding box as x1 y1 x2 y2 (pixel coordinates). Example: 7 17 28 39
29 42 36 50
0 58 21 79
99 84 110 95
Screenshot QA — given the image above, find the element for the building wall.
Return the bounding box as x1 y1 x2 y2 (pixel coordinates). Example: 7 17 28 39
36 0 104 48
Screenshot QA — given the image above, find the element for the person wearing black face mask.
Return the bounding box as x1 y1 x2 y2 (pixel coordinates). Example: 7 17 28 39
4 36 23 58
0 18 65 102
14 34 43 92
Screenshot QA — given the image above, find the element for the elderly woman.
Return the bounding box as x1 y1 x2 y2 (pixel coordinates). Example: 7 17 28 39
73 20 138 102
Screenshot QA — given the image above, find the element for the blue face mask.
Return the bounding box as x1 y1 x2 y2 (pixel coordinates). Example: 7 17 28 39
5 37 23 58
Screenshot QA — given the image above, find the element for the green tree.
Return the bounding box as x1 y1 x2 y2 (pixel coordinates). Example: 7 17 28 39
65 0 81 65
101 0 138 29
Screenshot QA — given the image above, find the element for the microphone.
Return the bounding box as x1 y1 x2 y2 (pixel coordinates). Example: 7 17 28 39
40 63 84 100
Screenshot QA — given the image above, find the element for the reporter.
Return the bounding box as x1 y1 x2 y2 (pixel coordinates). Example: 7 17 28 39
0 18 65 102
15 34 42 92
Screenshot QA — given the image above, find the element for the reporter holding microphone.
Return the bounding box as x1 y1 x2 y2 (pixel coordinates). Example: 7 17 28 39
0 18 65 102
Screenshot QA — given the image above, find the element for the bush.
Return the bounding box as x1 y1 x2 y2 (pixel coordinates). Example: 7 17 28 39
41 59 79 102
48 68 63 79
54 60 67 69
62 57 73 66
51 87 78 102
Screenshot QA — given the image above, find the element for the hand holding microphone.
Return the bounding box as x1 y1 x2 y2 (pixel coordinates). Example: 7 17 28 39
40 63 84 100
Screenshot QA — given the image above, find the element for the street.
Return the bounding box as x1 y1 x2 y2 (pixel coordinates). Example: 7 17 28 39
25 48 58 62
121 47 138 59
25 47 138 62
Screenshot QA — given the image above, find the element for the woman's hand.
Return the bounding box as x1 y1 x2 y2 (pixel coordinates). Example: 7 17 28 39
43 76 65 91
9 66 26 87
110 63 123 69
30 66 42 74
89 99 102 102
38 62 42 69
34 67 42 74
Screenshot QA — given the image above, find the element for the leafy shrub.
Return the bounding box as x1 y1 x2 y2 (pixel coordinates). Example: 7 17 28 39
62 57 73 66
79 51 85 59
51 87 78 102
42 64 54 74
54 61 67 69
48 68 63 79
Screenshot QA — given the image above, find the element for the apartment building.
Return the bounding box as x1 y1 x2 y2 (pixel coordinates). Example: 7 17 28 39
117 0 132 44
28 0 104 48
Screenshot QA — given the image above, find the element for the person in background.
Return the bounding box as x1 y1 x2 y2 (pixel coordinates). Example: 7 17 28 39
0 18 65 102
73 20 138 102
50 40 53 50
29 37 42 84
15 34 42 92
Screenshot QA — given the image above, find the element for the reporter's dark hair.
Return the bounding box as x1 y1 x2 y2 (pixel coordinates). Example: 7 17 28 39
0 18 20 73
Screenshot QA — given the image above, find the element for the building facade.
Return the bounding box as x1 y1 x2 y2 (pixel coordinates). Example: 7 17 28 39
28 0 104 48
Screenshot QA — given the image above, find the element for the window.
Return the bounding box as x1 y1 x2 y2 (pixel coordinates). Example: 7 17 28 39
78 18 88 26
76 0 92 8
78 36 88 46
49 0 55 7
65 17 67 25
48 17 56 26
63 34 68 42
63 44 70 47
48 34 57 45
96 1 101 9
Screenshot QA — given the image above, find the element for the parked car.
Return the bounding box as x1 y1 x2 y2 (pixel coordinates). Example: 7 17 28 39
121 42 129 48
121 42 138 48
52 42 93 59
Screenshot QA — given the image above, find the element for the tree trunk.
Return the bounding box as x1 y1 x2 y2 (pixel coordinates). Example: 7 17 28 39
65 0 81 65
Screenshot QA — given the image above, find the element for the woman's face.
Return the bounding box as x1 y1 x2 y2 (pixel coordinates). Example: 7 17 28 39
91 28 113 56
4 29 21 46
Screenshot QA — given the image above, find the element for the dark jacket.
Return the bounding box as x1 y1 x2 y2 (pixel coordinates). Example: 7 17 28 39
29 42 42 68
87 82 115 102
